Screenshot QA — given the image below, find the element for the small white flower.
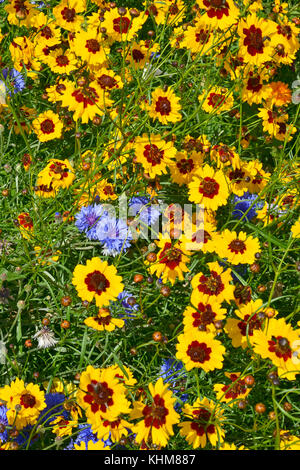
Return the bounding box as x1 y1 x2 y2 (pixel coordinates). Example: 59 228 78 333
33 327 58 349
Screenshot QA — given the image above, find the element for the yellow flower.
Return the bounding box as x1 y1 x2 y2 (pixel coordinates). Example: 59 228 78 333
0 378 46 430
72 257 124 307
188 164 229 211
46 48 78 75
71 27 109 67
51 416 77 437
84 307 125 332
147 87 182 125
215 229 261 265
196 0 240 28
52 0 85 32
133 133 177 179
213 373 251 407
199 86 234 115
74 439 110 450
169 150 203 186
190 261 235 305
291 218 300 239
183 294 227 335
178 397 226 448
176 330 226 372
32 110 63 142
279 431 300 450
37 158 75 190
101 7 146 42
130 378 180 448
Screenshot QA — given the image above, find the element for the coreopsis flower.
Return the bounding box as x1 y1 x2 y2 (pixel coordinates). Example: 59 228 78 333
196 0 239 28
100 7 146 42
169 150 203 186
59 79 110 123
183 294 227 335
46 48 77 75
51 416 78 438
33 246 62 265
175 330 226 372
5 0 38 28
0 378 46 430
246 160 271 193
95 67 123 92
213 373 251 407
33 11 62 44
225 162 256 197
34 182 57 198
178 397 225 448
188 164 229 211
237 14 277 66
45 78 73 104
89 415 132 443
110 364 137 388
270 17 300 65
182 18 217 56
32 110 63 142
17 212 34 239
72 257 124 307
225 298 270 350
251 317 300 381
52 0 85 32
84 307 125 332
190 261 235 305
130 378 180 448
241 70 271 105
76 365 131 423
214 229 261 265
133 133 177 179
199 86 234 114
146 87 182 125
71 27 109 67
146 234 191 285
37 158 75 190
210 143 241 171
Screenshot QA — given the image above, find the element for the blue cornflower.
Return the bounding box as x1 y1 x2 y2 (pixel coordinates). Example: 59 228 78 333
232 192 262 222
96 216 132 256
159 358 188 411
0 405 8 443
128 196 161 227
74 204 107 240
110 290 139 322
1 68 26 94
68 423 112 450
39 393 67 425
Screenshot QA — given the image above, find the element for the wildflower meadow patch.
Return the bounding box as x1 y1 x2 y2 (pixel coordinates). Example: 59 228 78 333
0 0 299 453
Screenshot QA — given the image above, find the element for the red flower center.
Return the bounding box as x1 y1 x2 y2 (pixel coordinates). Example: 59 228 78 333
268 336 292 361
143 144 164 166
84 380 114 414
195 29 211 44
132 48 145 62
97 74 117 89
40 119 55 134
243 25 264 56
208 92 226 108
18 213 33 229
199 177 219 198
86 38 100 54
95 314 112 326
85 270 110 295
228 239 246 254
143 394 169 429
203 0 229 19
192 303 216 330
113 16 131 34
187 340 212 363
177 158 194 174
72 86 99 108
222 374 247 399
247 75 262 92
56 55 70 67
49 162 69 179
237 313 263 337
155 97 171 116
61 7 76 22
20 393 36 409
197 270 224 296
41 26 53 40
234 284 252 305
159 243 182 270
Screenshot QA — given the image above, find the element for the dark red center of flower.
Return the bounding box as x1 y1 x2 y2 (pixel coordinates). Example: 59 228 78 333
85 270 110 295
72 87 99 108
203 0 229 19
237 314 263 337
169 3 179 15
221 374 247 400
18 213 33 229
243 25 264 56
155 97 171 116
49 162 69 179
159 243 182 270
247 75 262 93
177 158 194 174
191 407 215 436
195 29 211 44
198 271 224 296
56 55 69 67
40 119 55 134
84 380 114 414
14 0 29 16
199 177 219 198
143 394 169 429
268 336 292 361
132 49 145 62
208 92 226 108
192 303 216 330
20 393 36 409
61 7 76 22
97 74 117 89
187 340 212 363
143 144 164 166
41 26 53 40
277 24 292 40
228 239 246 254
113 16 131 34
86 39 100 54
228 168 245 183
